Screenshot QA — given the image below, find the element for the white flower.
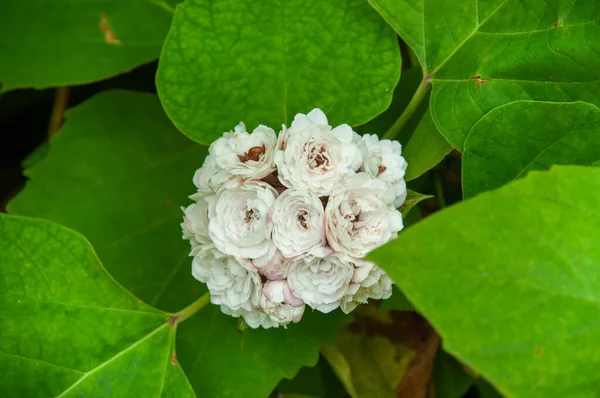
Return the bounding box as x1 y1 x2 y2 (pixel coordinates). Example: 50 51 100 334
339 258 393 314
210 122 277 179
274 108 362 196
325 173 403 258
207 180 278 259
261 280 305 325
181 198 211 254
287 254 354 313
191 245 260 311
271 189 326 258
221 306 279 329
357 134 408 207
192 154 242 194
254 249 290 280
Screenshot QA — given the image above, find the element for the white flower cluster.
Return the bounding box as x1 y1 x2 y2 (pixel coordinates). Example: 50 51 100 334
182 109 407 328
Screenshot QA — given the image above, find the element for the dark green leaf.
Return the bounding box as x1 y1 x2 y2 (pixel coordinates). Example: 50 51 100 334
9 90 347 397
156 0 401 144
463 101 600 198
400 190 432 218
0 1 177 89
0 214 195 397
432 350 474 398
403 109 452 181
379 287 416 312
368 0 600 149
369 165 600 397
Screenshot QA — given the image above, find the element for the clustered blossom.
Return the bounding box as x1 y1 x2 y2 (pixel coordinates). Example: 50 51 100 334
181 109 407 328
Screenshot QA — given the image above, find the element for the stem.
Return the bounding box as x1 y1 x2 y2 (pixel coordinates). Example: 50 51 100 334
433 173 446 209
48 87 70 137
171 292 210 324
383 78 431 140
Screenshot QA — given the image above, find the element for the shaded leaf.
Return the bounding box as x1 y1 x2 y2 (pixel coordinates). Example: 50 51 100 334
0 214 195 397
157 0 400 144
463 101 600 198
380 287 416 312
403 109 452 181
400 190 432 218
432 350 474 398
323 305 415 398
369 166 600 397
368 0 600 149
0 0 177 89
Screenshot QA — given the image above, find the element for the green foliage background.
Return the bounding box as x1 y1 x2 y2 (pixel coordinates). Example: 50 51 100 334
1 0 599 397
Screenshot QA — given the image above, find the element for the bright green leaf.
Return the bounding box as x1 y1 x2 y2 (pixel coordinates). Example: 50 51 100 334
156 0 400 144
369 165 600 397
403 109 452 181
463 101 600 198
8 90 207 312
0 214 195 397
368 0 600 149
8 90 347 397
400 190 432 218
0 0 177 90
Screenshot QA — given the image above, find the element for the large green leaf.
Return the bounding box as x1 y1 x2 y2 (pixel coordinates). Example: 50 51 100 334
369 165 600 397
156 0 401 144
463 101 600 198
0 0 177 90
8 90 207 312
0 214 195 397
9 90 346 397
368 0 600 149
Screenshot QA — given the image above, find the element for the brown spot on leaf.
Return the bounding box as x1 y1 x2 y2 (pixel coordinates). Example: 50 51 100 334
469 75 491 86
171 351 178 366
165 199 173 207
100 13 121 45
534 346 543 357
552 20 563 28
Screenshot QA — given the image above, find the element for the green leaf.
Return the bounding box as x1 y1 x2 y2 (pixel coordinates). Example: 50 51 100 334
379 287 416 312
403 109 452 181
0 0 177 90
400 190 432 218
8 90 208 312
368 0 600 149
463 101 600 198
369 165 600 397
322 305 414 398
156 0 401 144
0 214 195 397
9 90 347 397
432 350 474 398
356 67 424 142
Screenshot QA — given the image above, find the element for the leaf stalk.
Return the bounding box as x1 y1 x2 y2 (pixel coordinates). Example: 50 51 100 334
171 292 210 325
383 78 431 140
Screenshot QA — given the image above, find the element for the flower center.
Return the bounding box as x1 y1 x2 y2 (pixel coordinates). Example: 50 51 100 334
238 145 266 163
377 164 387 176
308 146 329 169
298 210 309 229
245 208 260 224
